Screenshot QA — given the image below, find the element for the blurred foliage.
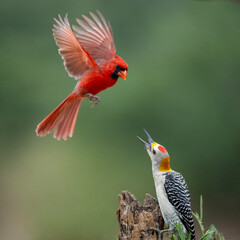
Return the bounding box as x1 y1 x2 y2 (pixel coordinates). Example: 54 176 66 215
0 0 240 240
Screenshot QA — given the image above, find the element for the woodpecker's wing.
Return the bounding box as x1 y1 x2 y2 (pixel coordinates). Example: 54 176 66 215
53 14 97 80
164 171 195 239
72 11 116 62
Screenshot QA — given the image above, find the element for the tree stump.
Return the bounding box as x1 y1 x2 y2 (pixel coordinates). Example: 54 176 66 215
116 191 164 240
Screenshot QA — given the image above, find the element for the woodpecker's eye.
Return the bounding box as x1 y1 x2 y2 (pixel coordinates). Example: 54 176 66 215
153 149 156 155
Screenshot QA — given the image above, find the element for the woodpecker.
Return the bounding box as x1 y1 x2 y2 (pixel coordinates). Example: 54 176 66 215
137 130 195 240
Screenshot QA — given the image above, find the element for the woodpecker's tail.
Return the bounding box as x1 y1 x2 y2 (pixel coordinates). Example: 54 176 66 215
36 92 82 140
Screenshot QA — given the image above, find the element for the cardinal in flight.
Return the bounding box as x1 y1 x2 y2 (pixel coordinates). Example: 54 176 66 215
36 11 128 140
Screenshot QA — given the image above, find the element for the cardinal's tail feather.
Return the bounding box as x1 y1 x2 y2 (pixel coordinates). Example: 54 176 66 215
36 92 82 140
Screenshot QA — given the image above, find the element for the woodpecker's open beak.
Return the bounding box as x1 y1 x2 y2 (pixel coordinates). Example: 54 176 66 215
137 136 151 151
137 129 154 151
143 129 154 144
117 70 127 80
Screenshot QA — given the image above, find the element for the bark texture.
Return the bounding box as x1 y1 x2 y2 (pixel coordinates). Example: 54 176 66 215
116 191 164 240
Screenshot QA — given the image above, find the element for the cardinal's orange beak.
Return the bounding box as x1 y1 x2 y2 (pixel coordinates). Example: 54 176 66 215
117 70 127 80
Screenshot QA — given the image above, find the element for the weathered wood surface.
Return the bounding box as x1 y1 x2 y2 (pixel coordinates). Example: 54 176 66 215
116 191 164 240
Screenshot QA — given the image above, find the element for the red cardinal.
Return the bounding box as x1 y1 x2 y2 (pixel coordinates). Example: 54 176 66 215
36 11 128 140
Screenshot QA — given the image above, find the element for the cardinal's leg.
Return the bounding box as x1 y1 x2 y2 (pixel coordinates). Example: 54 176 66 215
84 93 101 107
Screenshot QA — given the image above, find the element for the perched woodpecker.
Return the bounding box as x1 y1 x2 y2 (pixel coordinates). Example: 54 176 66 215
138 130 195 240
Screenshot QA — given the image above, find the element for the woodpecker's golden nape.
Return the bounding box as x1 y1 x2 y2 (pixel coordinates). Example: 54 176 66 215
137 129 171 172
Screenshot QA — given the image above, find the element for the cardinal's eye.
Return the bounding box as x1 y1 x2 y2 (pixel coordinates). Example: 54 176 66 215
116 64 127 72
116 64 121 71
153 149 156 155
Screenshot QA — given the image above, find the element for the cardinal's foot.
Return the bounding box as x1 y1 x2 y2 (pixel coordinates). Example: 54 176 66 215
85 93 101 107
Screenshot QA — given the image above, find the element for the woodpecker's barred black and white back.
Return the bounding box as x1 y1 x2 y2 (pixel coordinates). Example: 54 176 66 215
164 171 195 239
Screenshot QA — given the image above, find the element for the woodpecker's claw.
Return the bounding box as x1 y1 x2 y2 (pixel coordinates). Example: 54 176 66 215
149 227 172 240
85 93 101 107
149 227 162 240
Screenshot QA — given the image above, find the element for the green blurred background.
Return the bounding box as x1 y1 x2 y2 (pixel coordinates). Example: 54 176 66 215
1 0 240 239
